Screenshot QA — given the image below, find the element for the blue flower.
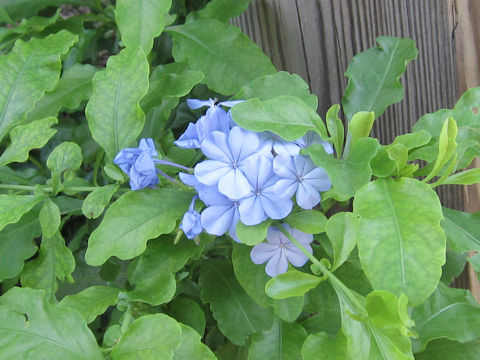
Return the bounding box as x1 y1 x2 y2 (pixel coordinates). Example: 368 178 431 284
114 138 159 190
174 99 243 149
238 155 293 225
295 131 334 154
273 154 331 209
259 131 301 155
250 224 313 277
180 196 203 239
194 126 269 200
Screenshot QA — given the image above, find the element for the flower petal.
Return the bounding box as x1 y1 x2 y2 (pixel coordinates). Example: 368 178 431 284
218 168 252 200
228 126 260 162
273 178 298 199
201 131 232 162
174 123 200 149
250 243 279 264
296 181 321 209
260 193 293 220
187 98 213 109
194 160 231 185
239 195 266 226
198 185 232 206
283 245 309 267
265 250 289 277
273 155 297 178
201 205 235 236
304 167 332 192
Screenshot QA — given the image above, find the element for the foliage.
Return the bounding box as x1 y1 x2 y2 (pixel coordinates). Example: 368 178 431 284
0 1 479 359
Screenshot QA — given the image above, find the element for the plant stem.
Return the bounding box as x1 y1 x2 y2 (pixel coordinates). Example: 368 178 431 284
92 149 105 187
120 304 133 334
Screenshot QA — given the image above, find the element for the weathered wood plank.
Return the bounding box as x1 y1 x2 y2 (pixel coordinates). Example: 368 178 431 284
232 0 463 210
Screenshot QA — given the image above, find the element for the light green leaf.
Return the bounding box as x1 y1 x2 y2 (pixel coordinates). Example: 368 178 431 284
393 131 431 151
116 0 172 53
46 141 83 195
326 212 357 270
248 317 307 360
347 111 375 147
39 197 61 237
443 168 480 185
21 232 75 298
387 143 409 176
411 283 480 352
167 19 276 94
86 189 191 266
59 286 120 324
127 236 200 305
414 339 480 360
0 207 40 282
265 270 322 300
231 96 320 141
441 207 480 252
27 64 97 121
301 332 348 360
168 297 206 336
423 117 457 182
0 287 103 360
236 220 271 246
111 314 182 360
199 259 273 345
0 117 57 167
188 0 253 22
413 87 480 169
342 36 417 121
82 184 119 219
85 47 149 160
353 178 445 306
233 71 318 110
0 30 76 141
0 194 43 232
104 164 125 182
304 137 378 199
172 324 216 359
285 210 327 234
326 104 344 158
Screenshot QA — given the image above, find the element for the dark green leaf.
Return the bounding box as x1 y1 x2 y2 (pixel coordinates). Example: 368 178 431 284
168 297 206 336
39 197 61 237
342 36 417 121
301 332 348 360
0 194 43 231
353 178 445 306
414 339 480 360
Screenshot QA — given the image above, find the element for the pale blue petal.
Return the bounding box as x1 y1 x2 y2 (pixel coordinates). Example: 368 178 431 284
218 168 252 200
194 160 231 185
293 155 309 176
187 98 213 109
218 100 244 108
273 155 297 178
266 226 283 245
283 245 309 267
273 140 301 156
179 173 202 189
288 226 313 245
304 167 332 192
228 126 260 162
265 251 289 277
238 195 266 226
113 148 141 173
201 205 235 236
228 209 241 242
175 123 200 149
273 178 298 199
260 193 293 220
138 138 158 156
198 185 232 206
196 112 229 143
180 210 203 239
250 243 279 264
201 131 232 162
296 182 320 209
241 154 273 189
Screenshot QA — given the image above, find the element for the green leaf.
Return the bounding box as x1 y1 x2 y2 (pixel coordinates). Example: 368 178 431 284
248 317 307 360
27 64 97 121
304 137 378 199
0 194 43 232
413 87 480 169
46 141 83 195
326 212 357 270
0 117 57 167
231 96 320 141
86 189 191 266
285 210 327 234
82 184 119 219
0 287 103 359
411 283 480 352
167 19 276 94
127 236 200 305
423 117 457 182
414 339 480 360
265 270 322 299
0 30 76 141
348 111 375 147
85 47 149 160
233 71 318 110
236 220 271 246
168 297 206 336
21 232 75 298
0 0 86 21
104 164 125 182
59 286 120 324
387 143 409 177
0 207 40 282
39 197 61 237
301 332 348 360
326 104 344 157
199 259 273 345
116 0 172 53
188 0 253 22
342 36 418 121
111 314 182 359
302 281 341 335
441 207 480 252
353 178 445 306
443 168 480 185
172 323 216 359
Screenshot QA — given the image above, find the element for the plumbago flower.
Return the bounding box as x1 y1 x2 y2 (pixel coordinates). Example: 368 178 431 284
114 138 191 191
250 224 313 277
180 195 202 239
